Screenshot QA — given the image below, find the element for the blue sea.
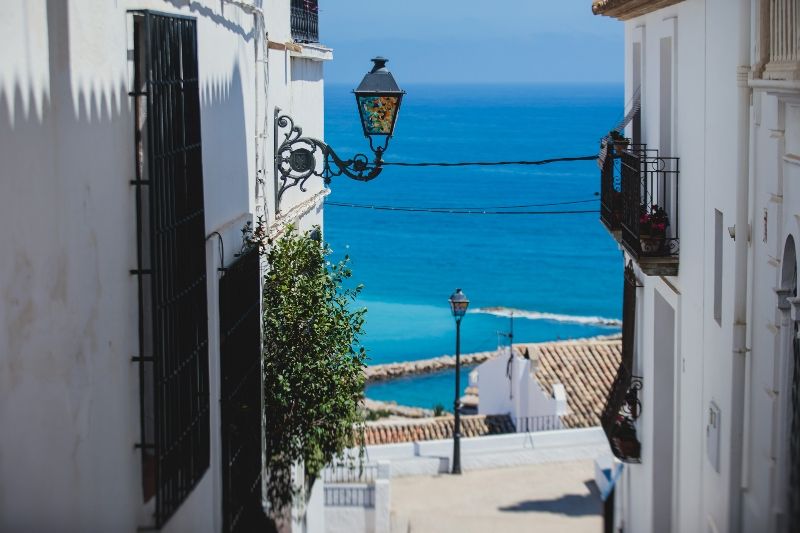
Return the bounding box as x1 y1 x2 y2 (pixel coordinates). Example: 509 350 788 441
323 83 624 410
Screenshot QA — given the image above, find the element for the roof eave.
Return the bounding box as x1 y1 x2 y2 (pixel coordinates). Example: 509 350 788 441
592 0 686 21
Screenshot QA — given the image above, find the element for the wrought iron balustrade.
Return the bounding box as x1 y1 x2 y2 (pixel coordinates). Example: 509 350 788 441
619 149 680 275
291 0 319 43
600 143 650 237
599 146 620 235
600 263 642 463
600 369 643 463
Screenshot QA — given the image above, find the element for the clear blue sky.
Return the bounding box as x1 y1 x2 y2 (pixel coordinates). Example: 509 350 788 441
319 1 623 85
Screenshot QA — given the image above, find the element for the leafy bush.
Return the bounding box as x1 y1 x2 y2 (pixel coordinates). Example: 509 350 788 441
256 225 367 512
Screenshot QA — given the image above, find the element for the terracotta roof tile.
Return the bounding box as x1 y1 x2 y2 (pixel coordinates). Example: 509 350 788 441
519 337 622 429
363 414 515 446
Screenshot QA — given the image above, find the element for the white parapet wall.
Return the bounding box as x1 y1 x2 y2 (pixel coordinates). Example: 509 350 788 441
324 461 391 533
323 429 609 532
364 427 609 478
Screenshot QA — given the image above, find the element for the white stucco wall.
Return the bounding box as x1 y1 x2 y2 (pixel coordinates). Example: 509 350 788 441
475 350 562 424
0 0 329 530
741 83 800 532
611 1 800 532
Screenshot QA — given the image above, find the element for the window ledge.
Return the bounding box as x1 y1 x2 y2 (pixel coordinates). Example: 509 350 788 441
268 40 333 62
290 42 333 62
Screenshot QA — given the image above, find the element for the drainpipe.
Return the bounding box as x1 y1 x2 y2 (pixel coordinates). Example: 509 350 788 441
728 0 752 531
224 1 270 219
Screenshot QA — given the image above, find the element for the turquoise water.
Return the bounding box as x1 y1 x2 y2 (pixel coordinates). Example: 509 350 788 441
323 83 624 410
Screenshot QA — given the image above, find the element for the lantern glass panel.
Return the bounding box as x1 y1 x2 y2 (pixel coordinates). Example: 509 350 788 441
450 300 469 318
357 94 400 136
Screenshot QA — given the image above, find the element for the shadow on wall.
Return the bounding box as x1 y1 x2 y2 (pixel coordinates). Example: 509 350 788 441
200 63 251 229
497 480 601 517
0 0 253 527
0 0 253 364
164 0 256 40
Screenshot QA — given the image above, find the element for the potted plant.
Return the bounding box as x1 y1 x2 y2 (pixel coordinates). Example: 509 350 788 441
609 130 630 153
610 415 641 460
639 204 669 252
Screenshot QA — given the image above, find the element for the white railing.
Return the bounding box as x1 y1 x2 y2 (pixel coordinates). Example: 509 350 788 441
765 0 800 79
324 461 391 533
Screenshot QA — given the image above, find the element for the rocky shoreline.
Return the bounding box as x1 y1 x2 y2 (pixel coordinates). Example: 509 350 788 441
362 398 434 419
364 349 500 382
364 334 622 382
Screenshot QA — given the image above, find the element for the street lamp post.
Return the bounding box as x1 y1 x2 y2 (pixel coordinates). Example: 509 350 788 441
273 57 405 212
448 288 470 475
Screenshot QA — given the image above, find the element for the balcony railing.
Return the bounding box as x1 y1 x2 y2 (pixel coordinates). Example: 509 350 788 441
763 0 800 80
619 148 680 276
291 0 319 43
513 415 564 433
600 263 642 463
600 143 648 238
599 146 621 236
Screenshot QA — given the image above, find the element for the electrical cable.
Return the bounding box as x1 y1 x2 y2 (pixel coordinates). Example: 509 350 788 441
381 155 597 167
327 197 599 211
324 154 606 215
324 202 598 215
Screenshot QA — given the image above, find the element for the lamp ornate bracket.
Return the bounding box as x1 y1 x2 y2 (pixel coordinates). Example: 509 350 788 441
273 109 384 213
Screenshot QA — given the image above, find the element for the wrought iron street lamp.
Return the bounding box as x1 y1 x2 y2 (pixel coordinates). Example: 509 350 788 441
448 288 470 475
274 57 405 212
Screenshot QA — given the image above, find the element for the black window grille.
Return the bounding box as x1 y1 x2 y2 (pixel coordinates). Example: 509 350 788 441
219 248 271 533
291 0 319 43
131 11 210 527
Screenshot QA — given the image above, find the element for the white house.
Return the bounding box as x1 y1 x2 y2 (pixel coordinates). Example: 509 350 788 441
593 0 800 531
473 338 623 431
0 1 332 531
474 346 568 429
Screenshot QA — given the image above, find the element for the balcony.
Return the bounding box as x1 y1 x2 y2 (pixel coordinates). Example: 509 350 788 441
619 148 680 276
600 263 642 463
291 0 319 43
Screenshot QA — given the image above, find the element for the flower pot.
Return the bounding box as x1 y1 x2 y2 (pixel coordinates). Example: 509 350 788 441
613 140 630 153
639 234 665 253
610 417 641 460
613 435 641 459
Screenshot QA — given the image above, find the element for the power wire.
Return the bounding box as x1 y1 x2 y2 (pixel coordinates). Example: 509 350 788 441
381 155 597 167
327 197 599 211
324 202 598 215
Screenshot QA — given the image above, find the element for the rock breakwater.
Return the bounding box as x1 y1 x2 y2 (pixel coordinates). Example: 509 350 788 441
365 349 500 382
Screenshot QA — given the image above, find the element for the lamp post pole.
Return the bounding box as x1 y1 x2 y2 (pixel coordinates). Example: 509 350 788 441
453 316 463 474
448 288 469 475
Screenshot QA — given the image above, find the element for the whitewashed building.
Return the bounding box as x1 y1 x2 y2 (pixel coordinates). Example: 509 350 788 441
593 0 800 531
474 347 568 428
0 1 332 531
471 338 624 432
